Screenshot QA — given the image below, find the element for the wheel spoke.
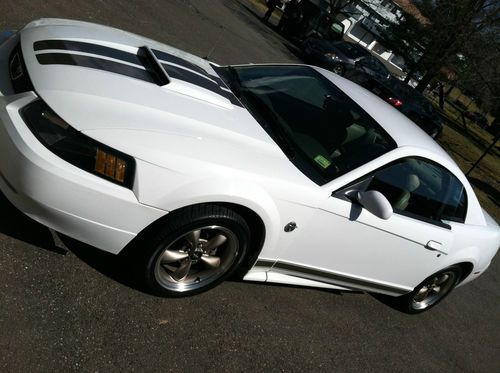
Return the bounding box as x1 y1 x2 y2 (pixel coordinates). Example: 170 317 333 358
430 277 439 287
203 234 227 252
160 249 189 263
414 286 430 302
171 259 192 281
153 223 241 293
435 274 449 286
200 255 221 269
186 229 201 247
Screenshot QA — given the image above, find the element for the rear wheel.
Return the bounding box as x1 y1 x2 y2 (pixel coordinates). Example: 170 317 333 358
332 63 345 76
136 205 250 297
397 266 462 314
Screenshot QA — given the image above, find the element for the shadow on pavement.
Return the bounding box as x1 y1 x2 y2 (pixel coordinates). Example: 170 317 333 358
57 234 149 293
0 192 66 255
231 277 353 296
235 1 279 29
283 42 305 60
0 191 145 291
0 193 404 304
369 293 408 314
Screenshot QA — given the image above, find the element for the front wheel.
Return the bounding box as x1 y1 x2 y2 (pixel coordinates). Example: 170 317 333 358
397 265 462 314
136 205 250 297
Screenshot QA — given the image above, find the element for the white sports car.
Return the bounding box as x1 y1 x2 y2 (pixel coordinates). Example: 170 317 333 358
0 19 498 313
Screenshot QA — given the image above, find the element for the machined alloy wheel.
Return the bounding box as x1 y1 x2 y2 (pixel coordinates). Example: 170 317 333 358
153 225 239 293
411 270 458 310
136 204 250 297
397 265 462 314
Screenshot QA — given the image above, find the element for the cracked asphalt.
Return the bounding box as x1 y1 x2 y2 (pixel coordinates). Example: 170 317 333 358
0 1 499 371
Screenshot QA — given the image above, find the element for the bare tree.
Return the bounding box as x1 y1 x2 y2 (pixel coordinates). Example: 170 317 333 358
386 0 499 93
414 0 499 92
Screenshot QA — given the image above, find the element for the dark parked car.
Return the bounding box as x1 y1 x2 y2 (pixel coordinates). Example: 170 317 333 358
279 0 345 42
302 38 390 80
352 76 443 138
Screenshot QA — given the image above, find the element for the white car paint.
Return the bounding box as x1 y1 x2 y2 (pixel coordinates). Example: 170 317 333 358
0 19 498 297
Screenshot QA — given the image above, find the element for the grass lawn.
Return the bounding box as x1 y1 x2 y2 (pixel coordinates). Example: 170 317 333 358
428 95 500 222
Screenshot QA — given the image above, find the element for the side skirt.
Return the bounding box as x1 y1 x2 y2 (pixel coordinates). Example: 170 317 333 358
244 259 412 296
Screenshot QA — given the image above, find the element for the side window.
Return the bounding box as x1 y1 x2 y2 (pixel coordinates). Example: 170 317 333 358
366 158 467 224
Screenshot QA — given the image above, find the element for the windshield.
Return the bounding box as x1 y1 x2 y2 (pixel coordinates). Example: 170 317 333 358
225 65 397 185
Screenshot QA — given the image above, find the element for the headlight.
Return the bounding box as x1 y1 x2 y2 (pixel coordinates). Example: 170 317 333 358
324 52 338 59
21 99 135 188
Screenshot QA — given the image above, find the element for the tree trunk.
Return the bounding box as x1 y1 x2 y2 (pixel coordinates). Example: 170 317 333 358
438 84 444 109
415 70 435 92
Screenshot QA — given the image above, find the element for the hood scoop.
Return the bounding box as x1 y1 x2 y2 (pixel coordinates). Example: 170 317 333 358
137 46 170 86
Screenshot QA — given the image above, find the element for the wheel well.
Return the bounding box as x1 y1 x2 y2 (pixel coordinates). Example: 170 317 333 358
456 262 474 283
123 202 266 273
211 202 266 275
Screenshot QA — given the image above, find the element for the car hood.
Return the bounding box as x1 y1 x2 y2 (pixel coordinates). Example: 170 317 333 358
19 19 311 185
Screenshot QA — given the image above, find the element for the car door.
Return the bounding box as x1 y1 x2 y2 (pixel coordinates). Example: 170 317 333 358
272 156 467 295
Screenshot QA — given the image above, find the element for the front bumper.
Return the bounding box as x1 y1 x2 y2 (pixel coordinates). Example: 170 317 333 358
0 92 165 254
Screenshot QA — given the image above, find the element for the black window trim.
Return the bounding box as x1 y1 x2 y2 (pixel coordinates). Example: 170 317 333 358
332 156 468 229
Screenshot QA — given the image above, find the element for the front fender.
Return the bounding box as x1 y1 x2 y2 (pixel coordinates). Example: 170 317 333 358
134 159 282 259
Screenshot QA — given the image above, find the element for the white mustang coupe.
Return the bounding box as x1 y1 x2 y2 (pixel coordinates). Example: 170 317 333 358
0 19 498 313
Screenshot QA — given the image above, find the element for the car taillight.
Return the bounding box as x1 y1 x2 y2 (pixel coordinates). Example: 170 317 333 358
387 97 403 108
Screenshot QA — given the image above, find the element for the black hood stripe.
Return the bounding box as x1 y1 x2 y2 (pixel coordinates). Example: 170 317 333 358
34 40 141 66
162 63 218 90
164 61 218 84
161 63 242 106
153 49 242 106
153 49 209 77
36 53 156 83
34 40 242 106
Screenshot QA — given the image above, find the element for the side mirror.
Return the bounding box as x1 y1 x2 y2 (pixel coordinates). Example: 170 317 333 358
354 190 393 220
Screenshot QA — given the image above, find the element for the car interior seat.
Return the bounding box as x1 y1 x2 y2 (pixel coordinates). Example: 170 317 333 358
393 173 420 211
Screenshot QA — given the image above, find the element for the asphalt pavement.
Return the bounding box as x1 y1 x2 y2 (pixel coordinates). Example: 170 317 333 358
0 1 499 371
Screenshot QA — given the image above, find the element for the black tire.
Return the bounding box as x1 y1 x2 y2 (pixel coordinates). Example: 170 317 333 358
134 204 250 297
396 265 462 314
